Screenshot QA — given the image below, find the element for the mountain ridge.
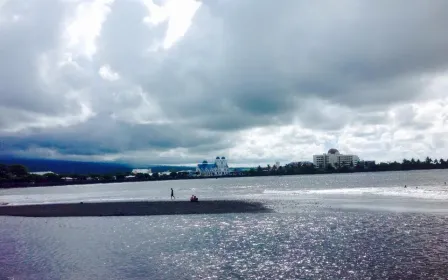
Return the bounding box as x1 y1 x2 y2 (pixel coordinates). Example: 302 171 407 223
0 157 196 174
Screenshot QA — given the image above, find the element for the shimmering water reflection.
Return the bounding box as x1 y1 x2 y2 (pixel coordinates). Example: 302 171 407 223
1 170 448 279
1 209 448 279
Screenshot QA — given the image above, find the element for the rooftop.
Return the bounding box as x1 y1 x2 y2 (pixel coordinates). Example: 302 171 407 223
327 148 340 155
197 163 217 170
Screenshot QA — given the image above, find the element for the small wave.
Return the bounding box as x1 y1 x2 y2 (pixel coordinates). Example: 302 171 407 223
263 187 448 200
263 190 302 195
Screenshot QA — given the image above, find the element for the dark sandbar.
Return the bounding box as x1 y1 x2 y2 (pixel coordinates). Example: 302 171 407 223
0 200 271 217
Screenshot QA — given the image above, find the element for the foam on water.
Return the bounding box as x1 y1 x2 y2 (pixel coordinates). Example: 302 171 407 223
2 171 448 210
263 186 448 200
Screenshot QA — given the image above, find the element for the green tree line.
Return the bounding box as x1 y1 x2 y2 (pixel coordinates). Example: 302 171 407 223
0 163 196 187
244 156 448 176
1 156 448 188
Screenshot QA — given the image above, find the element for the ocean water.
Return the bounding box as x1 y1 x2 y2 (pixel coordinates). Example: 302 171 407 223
1 170 448 279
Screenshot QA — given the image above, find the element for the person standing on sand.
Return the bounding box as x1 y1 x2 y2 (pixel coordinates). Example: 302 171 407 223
171 188 175 200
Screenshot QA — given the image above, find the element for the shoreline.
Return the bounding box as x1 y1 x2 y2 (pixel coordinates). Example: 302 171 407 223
0 200 272 217
3 168 448 189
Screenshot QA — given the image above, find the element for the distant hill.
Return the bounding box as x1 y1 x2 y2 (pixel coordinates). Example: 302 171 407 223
0 157 131 175
0 157 196 175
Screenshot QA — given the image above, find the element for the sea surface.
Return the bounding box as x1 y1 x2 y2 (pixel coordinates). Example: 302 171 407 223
1 170 448 279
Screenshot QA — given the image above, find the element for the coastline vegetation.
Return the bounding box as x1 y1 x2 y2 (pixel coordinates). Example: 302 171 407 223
1 156 447 188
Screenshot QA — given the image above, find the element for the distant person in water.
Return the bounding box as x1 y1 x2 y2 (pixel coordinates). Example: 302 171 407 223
171 188 175 200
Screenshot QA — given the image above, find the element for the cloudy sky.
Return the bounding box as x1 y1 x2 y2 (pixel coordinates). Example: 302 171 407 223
1 0 448 166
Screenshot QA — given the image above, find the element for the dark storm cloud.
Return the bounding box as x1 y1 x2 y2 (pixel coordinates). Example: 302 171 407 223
1 0 448 162
0 114 230 155
130 0 448 130
0 1 76 115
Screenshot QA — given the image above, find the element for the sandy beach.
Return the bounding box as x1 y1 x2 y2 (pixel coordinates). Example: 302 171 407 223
0 200 271 217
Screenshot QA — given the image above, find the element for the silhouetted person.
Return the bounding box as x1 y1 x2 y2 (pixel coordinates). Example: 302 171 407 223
171 188 175 200
404 185 407 188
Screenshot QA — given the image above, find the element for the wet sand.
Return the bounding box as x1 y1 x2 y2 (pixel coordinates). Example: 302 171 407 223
0 200 271 217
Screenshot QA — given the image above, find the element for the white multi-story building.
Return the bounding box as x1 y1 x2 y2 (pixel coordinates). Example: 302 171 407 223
196 156 230 176
131 168 152 174
313 148 360 169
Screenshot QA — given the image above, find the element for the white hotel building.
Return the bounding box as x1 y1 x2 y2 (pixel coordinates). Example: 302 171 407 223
313 148 360 169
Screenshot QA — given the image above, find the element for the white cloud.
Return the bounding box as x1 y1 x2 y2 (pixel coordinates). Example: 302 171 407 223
143 0 201 49
64 0 113 58
99 64 119 81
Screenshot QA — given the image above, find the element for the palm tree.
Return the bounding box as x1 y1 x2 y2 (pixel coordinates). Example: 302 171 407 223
8 164 28 177
277 166 284 175
0 164 9 179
